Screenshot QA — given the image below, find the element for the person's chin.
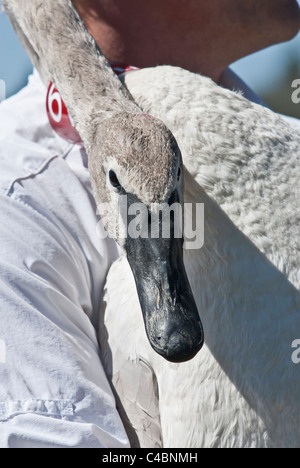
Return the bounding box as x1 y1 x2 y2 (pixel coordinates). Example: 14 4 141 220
282 0 300 40
268 0 300 44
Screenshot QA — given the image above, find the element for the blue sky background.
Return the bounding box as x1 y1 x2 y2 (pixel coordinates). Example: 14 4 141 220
1 0 300 106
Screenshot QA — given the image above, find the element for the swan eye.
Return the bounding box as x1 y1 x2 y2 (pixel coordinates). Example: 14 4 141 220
109 170 122 190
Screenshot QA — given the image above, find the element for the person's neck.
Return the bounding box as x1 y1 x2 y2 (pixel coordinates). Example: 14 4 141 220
72 1 235 83
72 0 299 84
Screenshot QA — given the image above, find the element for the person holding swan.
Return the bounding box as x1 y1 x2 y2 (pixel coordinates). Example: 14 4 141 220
0 0 299 448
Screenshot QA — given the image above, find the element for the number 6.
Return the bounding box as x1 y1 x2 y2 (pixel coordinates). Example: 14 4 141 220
48 83 62 123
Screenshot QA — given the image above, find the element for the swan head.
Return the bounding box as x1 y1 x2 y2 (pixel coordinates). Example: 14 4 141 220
89 112 204 362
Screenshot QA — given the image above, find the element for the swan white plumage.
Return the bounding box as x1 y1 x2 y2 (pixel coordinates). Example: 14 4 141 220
99 67 300 448
4 0 300 448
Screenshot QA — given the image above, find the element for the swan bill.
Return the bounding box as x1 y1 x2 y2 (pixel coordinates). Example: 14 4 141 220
125 234 204 363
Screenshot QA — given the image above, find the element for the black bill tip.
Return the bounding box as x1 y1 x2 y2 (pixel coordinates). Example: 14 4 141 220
151 329 204 363
144 296 204 363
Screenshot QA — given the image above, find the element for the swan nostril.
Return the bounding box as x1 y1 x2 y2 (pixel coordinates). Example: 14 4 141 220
177 167 181 182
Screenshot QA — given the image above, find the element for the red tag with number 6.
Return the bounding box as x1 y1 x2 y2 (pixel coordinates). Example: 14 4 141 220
46 82 83 145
